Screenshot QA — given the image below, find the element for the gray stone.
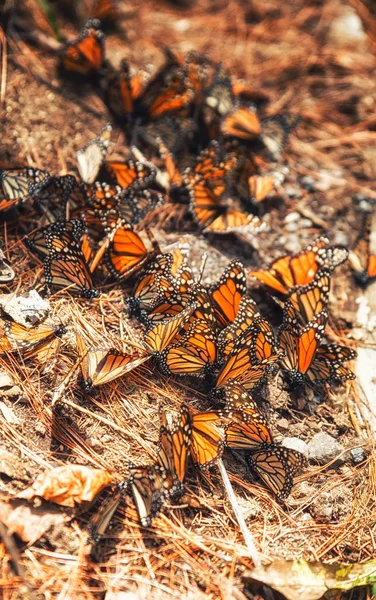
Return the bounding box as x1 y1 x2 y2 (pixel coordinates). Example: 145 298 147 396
307 432 344 464
282 437 308 458
350 447 366 465
284 211 300 223
301 176 316 191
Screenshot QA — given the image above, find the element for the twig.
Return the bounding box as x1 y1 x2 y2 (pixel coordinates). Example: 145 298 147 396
217 459 261 567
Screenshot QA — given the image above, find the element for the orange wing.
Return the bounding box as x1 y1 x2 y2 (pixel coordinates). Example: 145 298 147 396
105 226 159 280
220 107 261 140
60 20 105 75
209 260 247 328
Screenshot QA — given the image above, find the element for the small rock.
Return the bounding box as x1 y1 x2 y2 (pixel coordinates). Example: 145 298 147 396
284 211 300 224
301 176 316 192
328 8 366 47
277 418 289 432
35 421 47 435
285 222 298 233
284 235 301 254
0 290 50 326
285 186 302 199
90 438 104 452
307 432 344 464
358 200 374 213
175 19 190 32
282 437 308 458
350 447 366 465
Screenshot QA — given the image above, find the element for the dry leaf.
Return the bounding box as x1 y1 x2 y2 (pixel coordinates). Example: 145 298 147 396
0 499 67 544
17 465 113 507
244 558 376 600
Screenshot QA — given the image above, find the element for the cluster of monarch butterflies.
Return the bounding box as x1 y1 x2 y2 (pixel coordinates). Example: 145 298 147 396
56 19 298 234
0 16 362 537
86 235 360 532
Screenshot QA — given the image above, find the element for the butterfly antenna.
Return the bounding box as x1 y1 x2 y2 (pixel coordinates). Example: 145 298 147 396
217 458 261 567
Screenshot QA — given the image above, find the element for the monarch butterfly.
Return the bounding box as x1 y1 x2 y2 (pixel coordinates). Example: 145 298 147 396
260 114 300 156
284 270 331 327
349 212 376 286
278 310 329 386
85 183 163 235
134 49 192 122
128 253 174 314
26 219 86 259
143 291 192 325
232 80 269 105
217 298 264 358
144 304 196 355
0 167 49 203
105 226 160 280
89 486 125 540
220 106 261 141
128 407 193 528
59 19 105 76
158 138 184 195
225 414 273 450
158 409 192 489
204 63 234 117
216 318 280 390
76 334 148 392
128 463 167 527
23 335 63 364
304 343 357 384
189 177 264 235
248 174 278 203
186 142 238 192
99 60 145 123
217 379 266 424
77 123 112 185
99 159 156 190
246 443 306 500
145 284 214 330
30 174 77 222
184 52 214 108
44 252 99 298
84 181 124 235
209 260 247 328
159 319 218 376
249 238 347 297
0 319 66 353
182 404 224 468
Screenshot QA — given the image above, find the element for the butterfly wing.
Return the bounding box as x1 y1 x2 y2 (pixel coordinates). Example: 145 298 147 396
144 304 196 354
105 226 159 280
159 319 217 376
44 254 99 298
209 259 247 328
220 106 261 140
246 443 306 500
77 123 112 184
183 405 223 468
60 19 105 76
285 270 331 326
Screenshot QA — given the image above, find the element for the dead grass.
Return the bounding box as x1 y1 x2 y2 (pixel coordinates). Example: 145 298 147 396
1 0 376 598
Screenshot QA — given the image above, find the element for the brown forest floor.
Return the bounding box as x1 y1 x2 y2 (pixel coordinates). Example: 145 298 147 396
1 0 376 598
